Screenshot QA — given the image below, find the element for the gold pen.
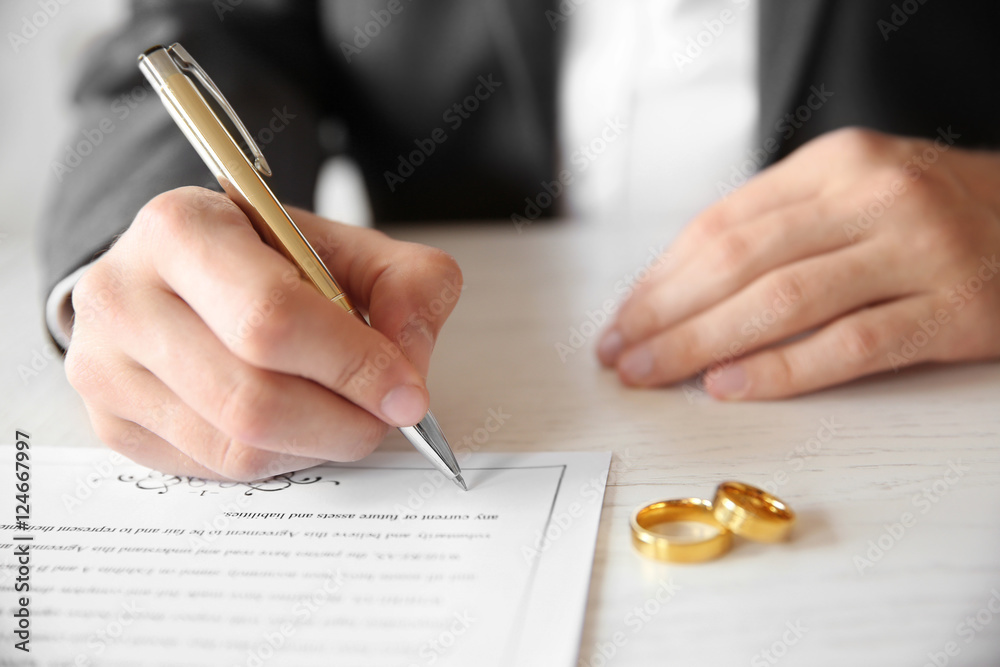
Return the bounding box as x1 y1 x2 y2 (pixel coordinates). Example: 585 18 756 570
138 43 466 490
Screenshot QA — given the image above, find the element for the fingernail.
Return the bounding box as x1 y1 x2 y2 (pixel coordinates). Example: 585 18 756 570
598 329 624 363
381 385 427 426
619 346 654 382
708 364 748 399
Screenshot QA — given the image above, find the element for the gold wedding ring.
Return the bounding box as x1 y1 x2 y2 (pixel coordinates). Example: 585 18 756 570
630 498 733 563
712 481 796 543
631 482 797 563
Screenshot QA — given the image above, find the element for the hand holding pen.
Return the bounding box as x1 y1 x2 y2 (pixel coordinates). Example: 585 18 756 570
64 45 465 486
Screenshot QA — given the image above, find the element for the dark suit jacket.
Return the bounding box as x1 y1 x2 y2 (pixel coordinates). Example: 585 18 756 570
38 0 1000 300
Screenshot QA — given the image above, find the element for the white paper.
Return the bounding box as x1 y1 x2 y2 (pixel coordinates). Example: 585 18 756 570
0 447 610 666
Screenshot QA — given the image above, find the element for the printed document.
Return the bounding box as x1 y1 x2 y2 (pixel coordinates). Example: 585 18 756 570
0 448 610 666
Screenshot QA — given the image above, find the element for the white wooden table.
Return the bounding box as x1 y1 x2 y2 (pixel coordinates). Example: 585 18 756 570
4 214 1000 665
4 2 998 663
389 217 1000 666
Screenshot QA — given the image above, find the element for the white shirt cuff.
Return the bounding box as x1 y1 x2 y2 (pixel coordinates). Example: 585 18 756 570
45 262 96 350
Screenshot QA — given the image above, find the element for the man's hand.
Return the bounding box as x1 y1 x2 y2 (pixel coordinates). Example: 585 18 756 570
66 187 462 480
598 128 1000 399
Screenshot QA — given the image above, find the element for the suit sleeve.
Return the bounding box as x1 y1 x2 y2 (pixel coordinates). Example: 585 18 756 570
37 0 331 303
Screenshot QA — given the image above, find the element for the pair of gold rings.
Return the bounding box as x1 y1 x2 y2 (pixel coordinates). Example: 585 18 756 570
630 482 796 563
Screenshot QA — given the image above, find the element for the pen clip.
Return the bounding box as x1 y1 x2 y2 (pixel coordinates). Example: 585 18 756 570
164 43 273 177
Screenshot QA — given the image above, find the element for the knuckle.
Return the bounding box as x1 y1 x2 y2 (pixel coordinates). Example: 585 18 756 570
690 210 726 243
135 189 193 240
64 345 108 396
904 170 945 209
218 371 282 445
228 294 297 367
333 346 381 396
670 327 703 364
837 320 886 366
72 264 104 306
764 350 797 391
830 126 885 159
136 187 245 244
945 302 999 360
72 262 124 325
93 418 145 458
768 270 808 311
616 297 660 341
90 417 127 453
711 230 752 272
216 439 273 482
872 165 911 193
912 218 966 263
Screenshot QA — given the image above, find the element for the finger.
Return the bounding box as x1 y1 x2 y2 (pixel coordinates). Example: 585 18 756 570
133 188 429 426
614 242 910 387
648 140 831 275
690 128 867 232
100 364 326 481
704 295 943 400
604 197 856 361
69 347 329 479
289 206 463 376
116 287 391 464
82 405 226 480
632 129 866 299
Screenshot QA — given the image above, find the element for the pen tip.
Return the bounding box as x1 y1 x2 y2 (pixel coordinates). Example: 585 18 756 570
453 474 468 491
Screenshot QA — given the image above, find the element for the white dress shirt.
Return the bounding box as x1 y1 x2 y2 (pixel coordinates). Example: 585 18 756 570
559 0 758 224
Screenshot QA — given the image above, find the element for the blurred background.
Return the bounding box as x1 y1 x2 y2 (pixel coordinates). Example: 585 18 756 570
0 1 127 441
